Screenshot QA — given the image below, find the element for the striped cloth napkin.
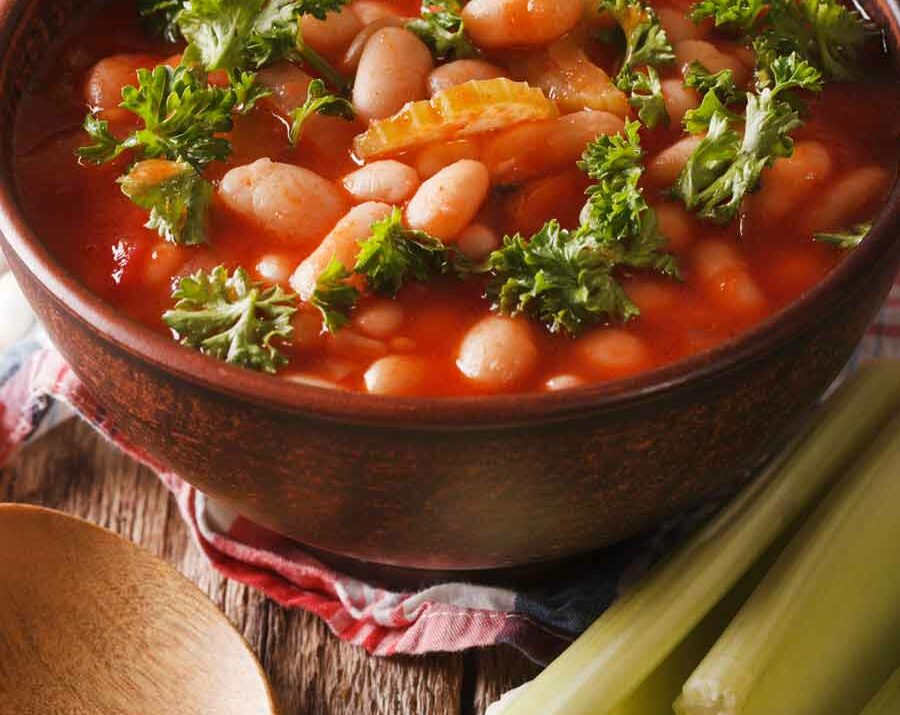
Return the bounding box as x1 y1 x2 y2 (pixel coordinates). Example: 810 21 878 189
1 257 898 662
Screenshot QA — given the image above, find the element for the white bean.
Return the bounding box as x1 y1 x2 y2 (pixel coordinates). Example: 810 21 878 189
143 242 186 287
364 355 430 395
342 160 420 203
654 201 696 252
462 0 584 48
484 111 623 183
219 159 348 246
675 40 749 86
256 63 313 115
658 6 709 43
646 135 704 187
256 254 294 284
662 78 700 125
427 60 507 96
291 201 393 300
577 329 652 379
405 160 491 241
341 17 406 74
692 240 769 319
414 139 481 179
300 5 363 60
746 141 833 225
354 300 405 338
456 223 500 260
83 53 151 110
802 166 891 235
545 374 585 391
457 315 539 389
353 27 433 121
326 329 389 360
351 0 404 24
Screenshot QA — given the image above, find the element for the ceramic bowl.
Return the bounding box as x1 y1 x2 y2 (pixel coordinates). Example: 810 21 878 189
0 0 897 579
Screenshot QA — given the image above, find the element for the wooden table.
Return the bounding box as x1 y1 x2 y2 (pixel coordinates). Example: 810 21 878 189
2 419 541 715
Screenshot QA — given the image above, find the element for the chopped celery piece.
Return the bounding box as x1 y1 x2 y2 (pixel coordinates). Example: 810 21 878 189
676 411 900 715
499 361 900 715
860 669 900 715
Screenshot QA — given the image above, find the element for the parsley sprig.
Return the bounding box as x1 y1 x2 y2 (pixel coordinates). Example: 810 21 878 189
311 258 360 333
77 65 264 170
601 0 675 129
487 121 679 336
690 0 768 31
163 266 298 372
406 0 477 61
176 0 351 89
288 79 356 145
311 209 465 331
138 0 184 42
682 62 744 133
754 0 875 83
815 221 871 249
118 160 212 246
355 208 457 296
687 0 875 83
674 53 823 223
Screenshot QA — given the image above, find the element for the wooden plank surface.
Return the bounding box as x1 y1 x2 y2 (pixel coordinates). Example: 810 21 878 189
1 419 540 714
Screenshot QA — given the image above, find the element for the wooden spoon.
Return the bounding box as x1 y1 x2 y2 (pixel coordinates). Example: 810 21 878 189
0 504 279 715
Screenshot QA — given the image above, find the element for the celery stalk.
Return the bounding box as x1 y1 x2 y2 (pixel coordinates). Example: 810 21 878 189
500 361 900 715
607 568 763 715
675 411 900 715
859 668 900 715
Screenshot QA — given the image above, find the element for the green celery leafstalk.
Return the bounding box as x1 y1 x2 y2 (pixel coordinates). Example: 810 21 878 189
859 668 900 715
607 565 765 715
498 361 900 715
675 411 900 715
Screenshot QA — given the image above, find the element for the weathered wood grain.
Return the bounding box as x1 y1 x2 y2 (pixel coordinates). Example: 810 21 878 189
0 419 537 715
473 647 541 714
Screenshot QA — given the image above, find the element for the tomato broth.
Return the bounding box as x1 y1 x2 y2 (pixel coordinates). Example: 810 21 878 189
13 0 900 396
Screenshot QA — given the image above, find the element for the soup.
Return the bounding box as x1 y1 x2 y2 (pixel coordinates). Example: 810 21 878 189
13 0 899 396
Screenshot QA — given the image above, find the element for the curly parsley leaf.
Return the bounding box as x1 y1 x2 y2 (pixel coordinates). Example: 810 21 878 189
76 114 125 164
406 0 477 61
76 65 261 170
163 266 298 372
353 207 452 296
231 70 273 113
118 160 212 246
681 62 745 136
488 222 639 335
814 221 871 249
601 0 674 127
178 0 350 88
487 121 678 335
138 0 186 42
675 53 823 223
179 0 259 71
245 0 312 68
578 123 680 276
684 61 743 103
690 0 768 31
311 258 360 333
288 79 355 145
602 0 676 81
753 0 876 83
620 67 669 129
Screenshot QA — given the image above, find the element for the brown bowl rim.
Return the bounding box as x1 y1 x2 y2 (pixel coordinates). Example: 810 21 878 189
0 0 898 429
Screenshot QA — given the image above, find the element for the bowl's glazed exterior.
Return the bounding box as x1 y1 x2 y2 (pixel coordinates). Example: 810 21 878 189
0 0 898 575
